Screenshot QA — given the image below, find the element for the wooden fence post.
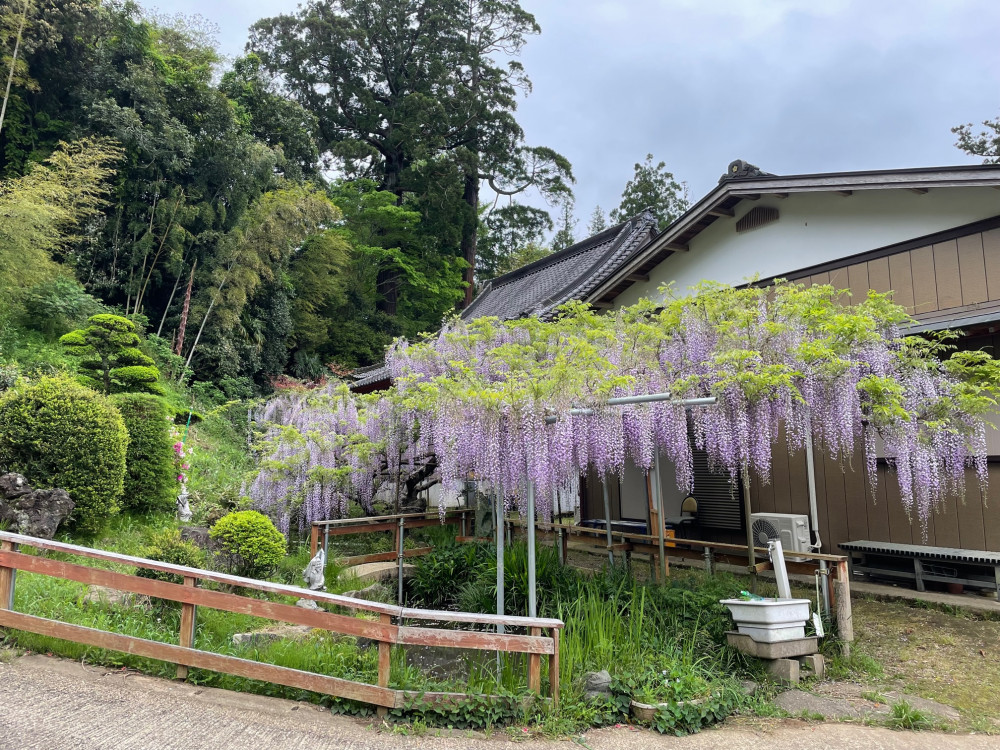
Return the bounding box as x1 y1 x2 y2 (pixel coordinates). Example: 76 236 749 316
528 626 541 694
0 540 17 610
834 560 854 658
177 576 197 680
549 628 560 709
377 614 392 718
310 525 320 558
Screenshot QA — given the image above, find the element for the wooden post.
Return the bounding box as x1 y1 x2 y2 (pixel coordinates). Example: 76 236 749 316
176 576 197 680
0 540 17 610
377 614 392 718
834 560 854 658
310 525 320 558
549 628 560 709
528 626 541 694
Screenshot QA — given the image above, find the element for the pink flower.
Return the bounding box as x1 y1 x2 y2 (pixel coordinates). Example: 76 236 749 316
177 474 186 483
173 442 184 455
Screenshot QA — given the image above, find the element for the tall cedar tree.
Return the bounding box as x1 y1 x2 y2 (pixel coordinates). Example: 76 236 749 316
249 0 572 310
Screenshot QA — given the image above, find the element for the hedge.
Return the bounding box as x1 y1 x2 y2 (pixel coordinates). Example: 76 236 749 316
0 375 128 534
112 393 176 514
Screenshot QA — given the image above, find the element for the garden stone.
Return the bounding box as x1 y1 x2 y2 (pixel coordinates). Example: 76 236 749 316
740 680 759 697
766 658 799 685
342 583 392 603
0 473 75 539
583 670 612 700
179 526 220 553
232 625 313 648
82 585 150 609
295 598 321 611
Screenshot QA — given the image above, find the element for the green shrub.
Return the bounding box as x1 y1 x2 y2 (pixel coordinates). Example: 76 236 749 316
209 510 286 579
137 529 206 585
22 276 105 336
60 314 163 395
0 375 128 534
112 393 176 514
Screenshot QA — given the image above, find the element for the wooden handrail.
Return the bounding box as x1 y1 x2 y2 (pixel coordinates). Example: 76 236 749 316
313 508 473 528
0 531 562 714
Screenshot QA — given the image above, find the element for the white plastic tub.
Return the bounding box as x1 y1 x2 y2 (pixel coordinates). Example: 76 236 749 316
720 598 811 643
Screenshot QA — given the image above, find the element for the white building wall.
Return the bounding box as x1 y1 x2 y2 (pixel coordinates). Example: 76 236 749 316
614 187 1000 308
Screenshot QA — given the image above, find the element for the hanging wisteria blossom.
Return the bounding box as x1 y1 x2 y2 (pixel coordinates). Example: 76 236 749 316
248 281 1000 535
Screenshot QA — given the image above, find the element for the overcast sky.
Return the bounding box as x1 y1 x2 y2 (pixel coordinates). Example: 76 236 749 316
152 0 1000 226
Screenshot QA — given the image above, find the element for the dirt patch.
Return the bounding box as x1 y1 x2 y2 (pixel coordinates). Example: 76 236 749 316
840 596 1000 731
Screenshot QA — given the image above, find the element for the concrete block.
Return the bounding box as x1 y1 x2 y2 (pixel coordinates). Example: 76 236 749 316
766 658 800 685
798 653 825 680
726 631 819 659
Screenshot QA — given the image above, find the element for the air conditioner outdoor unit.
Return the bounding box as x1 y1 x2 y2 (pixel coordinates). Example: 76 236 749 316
750 513 811 557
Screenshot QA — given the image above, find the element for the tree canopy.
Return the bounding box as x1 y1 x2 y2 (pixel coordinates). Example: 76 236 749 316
611 154 689 231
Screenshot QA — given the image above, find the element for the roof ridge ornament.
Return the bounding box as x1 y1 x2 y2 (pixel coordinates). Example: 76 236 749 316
720 159 774 182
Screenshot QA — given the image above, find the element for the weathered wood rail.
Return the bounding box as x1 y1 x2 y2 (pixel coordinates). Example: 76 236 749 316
0 531 562 714
506 518 854 651
310 509 474 566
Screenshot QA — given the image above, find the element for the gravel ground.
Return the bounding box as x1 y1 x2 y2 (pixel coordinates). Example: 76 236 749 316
1 653 997 750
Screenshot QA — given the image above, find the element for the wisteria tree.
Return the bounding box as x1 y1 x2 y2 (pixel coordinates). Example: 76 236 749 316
248 281 1000 534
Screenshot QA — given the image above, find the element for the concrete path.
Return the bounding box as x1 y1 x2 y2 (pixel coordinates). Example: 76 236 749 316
0 653 995 750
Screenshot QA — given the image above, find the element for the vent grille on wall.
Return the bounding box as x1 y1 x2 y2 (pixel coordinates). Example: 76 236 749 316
691 448 744 530
736 206 779 234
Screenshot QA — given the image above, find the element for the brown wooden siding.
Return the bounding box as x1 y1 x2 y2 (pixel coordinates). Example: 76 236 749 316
764 224 1000 553
794 226 1000 325
751 454 1000 553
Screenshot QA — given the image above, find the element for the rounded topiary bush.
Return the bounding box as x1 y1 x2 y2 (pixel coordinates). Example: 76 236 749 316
137 529 206 586
209 510 286 580
112 393 175 514
0 375 128 534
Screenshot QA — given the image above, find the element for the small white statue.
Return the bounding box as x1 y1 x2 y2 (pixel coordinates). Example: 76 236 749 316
303 548 326 591
176 488 192 523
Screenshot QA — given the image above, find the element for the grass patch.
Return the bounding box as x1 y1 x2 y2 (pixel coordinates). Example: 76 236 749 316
885 700 934 731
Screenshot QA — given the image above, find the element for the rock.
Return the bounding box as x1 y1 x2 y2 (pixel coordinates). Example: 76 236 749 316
342 583 392 603
346 561 415 584
296 598 321 610
232 625 313 648
82 585 150 609
883 691 961 722
740 680 759 697
774 689 862 720
0 474 75 539
584 670 612 701
179 526 219 553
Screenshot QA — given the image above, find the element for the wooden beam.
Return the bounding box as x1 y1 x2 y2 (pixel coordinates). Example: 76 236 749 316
772 193 789 199
907 187 929 194
626 273 650 283
837 190 853 197
708 206 735 217
665 243 689 252
397 626 553 654
590 300 613 309
741 194 761 201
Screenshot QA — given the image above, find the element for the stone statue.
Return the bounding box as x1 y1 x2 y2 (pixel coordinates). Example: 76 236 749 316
176 488 192 523
303 548 326 591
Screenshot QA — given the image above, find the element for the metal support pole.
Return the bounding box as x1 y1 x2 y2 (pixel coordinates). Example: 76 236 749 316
601 477 614 566
323 526 330 561
496 488 505 635
742 470 756 591
804 423 831 620
397 516 405 606
654 452 667 582
527 481 537 619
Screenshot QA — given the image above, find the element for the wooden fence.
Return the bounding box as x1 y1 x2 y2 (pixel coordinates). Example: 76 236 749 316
0 530 562 715
505 518 855 651
310 509 475 566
